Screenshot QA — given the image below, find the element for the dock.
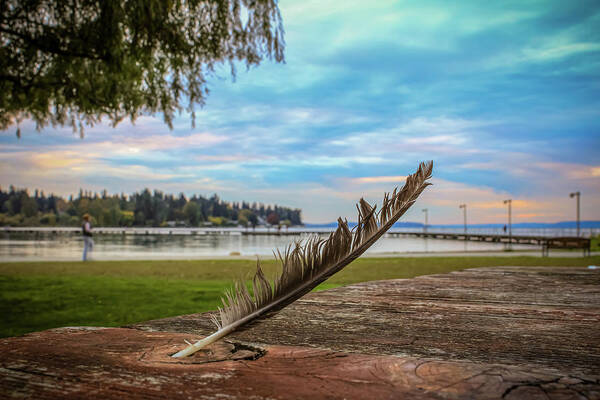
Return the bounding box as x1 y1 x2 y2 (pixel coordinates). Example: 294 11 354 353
4 226 592 255
1 266 598 399
3 226 592 243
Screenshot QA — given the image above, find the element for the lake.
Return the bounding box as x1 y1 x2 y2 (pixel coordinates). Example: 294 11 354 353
0 227 541 261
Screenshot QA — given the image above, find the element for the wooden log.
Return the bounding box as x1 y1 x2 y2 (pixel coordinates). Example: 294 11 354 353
1 266 599 399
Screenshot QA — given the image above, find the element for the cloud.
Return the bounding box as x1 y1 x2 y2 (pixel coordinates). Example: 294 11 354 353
1 0 599 225
404 135 466 146
468 200 539 211
195 154 258 162
89 132 229 153
524 42 600 62
534 162 600 181
403 177 599 224
349 176 408 184
30 152 87 169
327 117 489 163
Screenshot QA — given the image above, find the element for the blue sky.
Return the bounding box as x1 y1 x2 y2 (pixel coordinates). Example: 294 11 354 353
1 0 599 224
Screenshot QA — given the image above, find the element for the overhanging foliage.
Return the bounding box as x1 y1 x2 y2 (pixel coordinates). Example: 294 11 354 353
0 0 285 136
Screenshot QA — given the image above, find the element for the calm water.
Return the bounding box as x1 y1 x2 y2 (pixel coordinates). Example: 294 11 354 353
0 229 536 261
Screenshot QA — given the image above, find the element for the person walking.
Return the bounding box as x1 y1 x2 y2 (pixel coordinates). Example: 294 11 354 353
82 214 94 261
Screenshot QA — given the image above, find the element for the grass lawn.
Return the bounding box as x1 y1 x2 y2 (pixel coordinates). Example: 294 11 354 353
592 235 600 251
1 256 599 338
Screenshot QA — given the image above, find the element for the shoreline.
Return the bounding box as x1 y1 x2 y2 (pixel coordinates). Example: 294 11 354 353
1 249 597 263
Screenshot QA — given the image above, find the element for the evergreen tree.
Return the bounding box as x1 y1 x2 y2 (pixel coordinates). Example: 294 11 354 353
0 186 302 227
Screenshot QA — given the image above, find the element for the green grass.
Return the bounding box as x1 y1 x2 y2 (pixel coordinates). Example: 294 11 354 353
1 256 599 338
591 235 600 252
0 275 229 338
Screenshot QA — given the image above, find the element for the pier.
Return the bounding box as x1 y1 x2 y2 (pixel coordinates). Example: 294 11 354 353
3 227 592 255
2 226 595 238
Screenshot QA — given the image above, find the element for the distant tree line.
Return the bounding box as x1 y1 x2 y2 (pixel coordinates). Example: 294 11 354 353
0 186 302 228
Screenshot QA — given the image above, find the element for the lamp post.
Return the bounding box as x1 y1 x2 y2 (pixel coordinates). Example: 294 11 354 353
422 208 428 233
569 191 580 237
503 199 512 246
459 204 467 234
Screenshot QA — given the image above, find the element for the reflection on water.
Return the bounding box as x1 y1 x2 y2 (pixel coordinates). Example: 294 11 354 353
0 231 535 262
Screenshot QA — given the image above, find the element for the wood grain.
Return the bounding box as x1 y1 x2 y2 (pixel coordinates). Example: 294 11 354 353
1 266 599 399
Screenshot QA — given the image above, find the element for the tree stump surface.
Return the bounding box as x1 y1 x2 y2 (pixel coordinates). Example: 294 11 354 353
1 266 599 399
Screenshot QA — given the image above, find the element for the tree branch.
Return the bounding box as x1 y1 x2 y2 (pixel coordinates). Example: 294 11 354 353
0 27 102 60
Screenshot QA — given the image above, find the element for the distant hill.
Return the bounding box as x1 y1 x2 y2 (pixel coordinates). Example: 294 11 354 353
305 221 600 229
430 221 600 229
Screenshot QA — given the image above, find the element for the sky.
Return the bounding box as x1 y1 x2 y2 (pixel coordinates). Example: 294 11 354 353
1 0 599 224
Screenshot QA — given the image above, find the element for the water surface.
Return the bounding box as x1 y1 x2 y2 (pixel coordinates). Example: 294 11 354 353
0 229 535 262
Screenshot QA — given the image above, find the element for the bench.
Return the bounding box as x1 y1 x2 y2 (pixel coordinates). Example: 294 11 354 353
542 237 591 257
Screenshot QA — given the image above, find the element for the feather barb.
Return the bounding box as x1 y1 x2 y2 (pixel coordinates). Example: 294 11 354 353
172 161 433 357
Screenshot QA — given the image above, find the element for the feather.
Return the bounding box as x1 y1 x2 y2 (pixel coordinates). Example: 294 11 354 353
172 161 433 357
